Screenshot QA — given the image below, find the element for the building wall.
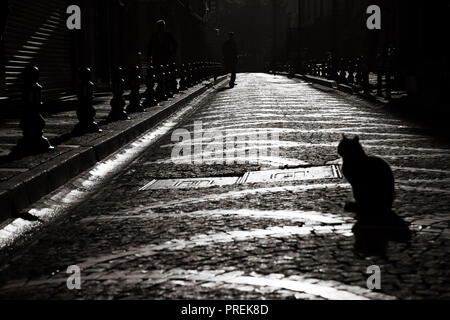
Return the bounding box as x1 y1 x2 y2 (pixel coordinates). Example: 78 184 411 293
1 0 73 102
298 0 450 102
0 0 211 106
75 0 145 86
208 0 298 71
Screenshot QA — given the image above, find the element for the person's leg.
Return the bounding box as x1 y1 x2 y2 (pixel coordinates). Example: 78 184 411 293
224 61 231 84
229 63 236 87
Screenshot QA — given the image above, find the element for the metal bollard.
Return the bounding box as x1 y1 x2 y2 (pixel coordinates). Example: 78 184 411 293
326 58 333 80
338 58 347 83
361 56 370 94
347 59 355 84
186 63 194 87
108 67 129 121
73 67 101 134
127 66 145 113
178 63 188 91
191 63 198 85
355 58 362 85
198 62 204 81
143 65 157 107
164 64 174 98
171 62 179 94
13 66 53 154
288 63 295 78
198 62 204 83
194 62 200 84
202 62 207 81
386 62 392 100
155 65 168 101
376 54 383 97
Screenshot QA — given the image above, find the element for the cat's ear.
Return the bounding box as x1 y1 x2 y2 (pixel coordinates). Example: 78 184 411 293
354 135 359 142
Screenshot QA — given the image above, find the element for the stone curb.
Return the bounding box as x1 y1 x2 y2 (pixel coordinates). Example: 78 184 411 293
273 72 337 89
272 72 390 106
301 74 338 89
292 73 391 105
0 76 227 223
337 83 354 95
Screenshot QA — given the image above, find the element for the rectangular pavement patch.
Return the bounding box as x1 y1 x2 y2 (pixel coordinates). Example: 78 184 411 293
239 165 342 184
140 165 342 190
140 176 241 191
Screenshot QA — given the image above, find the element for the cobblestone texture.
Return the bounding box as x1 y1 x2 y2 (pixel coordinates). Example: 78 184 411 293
0 74 449 300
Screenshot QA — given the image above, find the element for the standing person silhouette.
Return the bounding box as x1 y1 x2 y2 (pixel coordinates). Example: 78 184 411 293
148 20 178 67
223 32 238 88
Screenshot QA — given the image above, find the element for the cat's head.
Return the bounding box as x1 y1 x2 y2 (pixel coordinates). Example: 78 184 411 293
337 134 365 158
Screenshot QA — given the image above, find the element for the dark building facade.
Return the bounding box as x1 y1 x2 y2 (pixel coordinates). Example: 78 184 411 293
298 0 450 105
1 0 74 102
0 0 211 109
204 0 298 72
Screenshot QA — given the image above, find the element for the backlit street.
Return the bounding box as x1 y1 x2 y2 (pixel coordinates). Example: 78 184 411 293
0 74 448 300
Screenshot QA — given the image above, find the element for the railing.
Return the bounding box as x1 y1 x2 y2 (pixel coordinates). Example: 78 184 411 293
269 62 295 78
302 54 401 99
11 60 224 155
271 51 403 101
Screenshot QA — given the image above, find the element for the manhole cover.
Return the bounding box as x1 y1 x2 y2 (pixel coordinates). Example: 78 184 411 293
239 165 342 184
140 165 342 190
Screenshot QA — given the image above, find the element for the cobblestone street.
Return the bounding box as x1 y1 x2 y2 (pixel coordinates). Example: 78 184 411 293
0 73 449 300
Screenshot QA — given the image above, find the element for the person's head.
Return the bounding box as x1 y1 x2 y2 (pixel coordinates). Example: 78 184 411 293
228 32 235 40
156 20 166 33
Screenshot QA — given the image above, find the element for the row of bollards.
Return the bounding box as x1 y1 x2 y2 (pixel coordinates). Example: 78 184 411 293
12 61 223 155
302 54 396 98
274 55 395 99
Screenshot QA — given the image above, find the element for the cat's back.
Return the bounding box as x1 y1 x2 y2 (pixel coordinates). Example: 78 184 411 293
366 155 393 178
365 155 395 198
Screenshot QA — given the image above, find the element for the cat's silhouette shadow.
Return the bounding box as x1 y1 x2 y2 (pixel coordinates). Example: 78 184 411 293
351 210 411 257
337 134 411 257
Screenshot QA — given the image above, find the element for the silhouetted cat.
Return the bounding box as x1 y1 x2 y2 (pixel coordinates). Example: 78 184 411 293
338 134 395 219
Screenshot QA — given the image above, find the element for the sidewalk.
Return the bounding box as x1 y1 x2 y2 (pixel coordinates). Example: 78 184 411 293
0 76 226 223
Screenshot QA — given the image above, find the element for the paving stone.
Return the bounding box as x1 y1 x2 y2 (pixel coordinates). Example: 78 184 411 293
0 74 448 300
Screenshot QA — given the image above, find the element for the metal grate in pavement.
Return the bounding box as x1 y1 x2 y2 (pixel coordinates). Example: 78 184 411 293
139 177 240 191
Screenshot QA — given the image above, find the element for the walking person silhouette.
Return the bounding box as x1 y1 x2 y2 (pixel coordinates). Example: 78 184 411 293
223 32 238 88
148 20 178 67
